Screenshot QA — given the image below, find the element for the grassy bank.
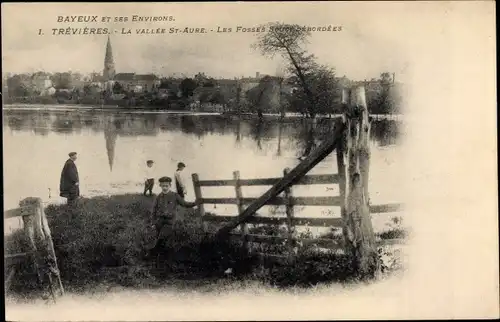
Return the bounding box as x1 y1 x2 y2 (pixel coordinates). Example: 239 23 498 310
5 194 404 297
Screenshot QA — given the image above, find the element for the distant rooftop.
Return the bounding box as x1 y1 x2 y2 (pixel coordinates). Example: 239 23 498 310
114 73 159 82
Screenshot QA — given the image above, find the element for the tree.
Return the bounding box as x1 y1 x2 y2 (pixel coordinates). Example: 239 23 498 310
369 72 401 114
254 23 320 118
158 77 171 89
380 72 392 85
209 90 226 105
7 74 31 97
52 72 72 89
287 65 340 116
112 81 124 94
203 77 216 87
179 78 197 98
246 82 267 112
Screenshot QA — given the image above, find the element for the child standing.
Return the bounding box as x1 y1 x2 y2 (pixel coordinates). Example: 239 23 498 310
148 176 200 259
143 160 155 196
174 162 187 198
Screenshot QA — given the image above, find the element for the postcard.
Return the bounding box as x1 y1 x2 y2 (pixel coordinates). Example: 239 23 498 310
2 1 497 320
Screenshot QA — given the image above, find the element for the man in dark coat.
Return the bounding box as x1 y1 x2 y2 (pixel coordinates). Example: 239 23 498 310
59 152 80 206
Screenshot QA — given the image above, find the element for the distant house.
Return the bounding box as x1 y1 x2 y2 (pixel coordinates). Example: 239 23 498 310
41 86 56 96
114 73 135 91
113 73 160 93
134 74 160 92
31 72 53 94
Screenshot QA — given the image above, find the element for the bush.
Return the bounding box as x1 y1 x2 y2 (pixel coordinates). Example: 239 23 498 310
265 250 359 288
377 216 407 240
4 194 257 294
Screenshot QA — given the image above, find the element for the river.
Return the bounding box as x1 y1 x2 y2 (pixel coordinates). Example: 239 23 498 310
3 107 405 233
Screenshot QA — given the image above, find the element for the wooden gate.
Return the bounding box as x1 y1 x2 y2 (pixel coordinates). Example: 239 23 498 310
196 85 404 270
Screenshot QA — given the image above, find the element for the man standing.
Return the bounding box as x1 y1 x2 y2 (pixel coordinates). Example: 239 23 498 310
174 162 187 198
59 152 80 206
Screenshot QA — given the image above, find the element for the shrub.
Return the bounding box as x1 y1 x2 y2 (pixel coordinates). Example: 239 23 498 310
4 194 254 294
377 216 407 240
264 249 358 288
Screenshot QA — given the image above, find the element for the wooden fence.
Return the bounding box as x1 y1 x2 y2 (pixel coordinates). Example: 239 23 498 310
4 198 64 302
192 169 404 257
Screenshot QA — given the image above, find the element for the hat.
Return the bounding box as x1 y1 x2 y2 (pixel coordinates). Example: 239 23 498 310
177 162 186 168
68 152 77 157
158 176 172 183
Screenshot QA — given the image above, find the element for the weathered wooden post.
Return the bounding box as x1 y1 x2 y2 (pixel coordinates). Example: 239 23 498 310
338 86 379 277
19 197 64 300
191 173 207 231
233 171 249 254
283 168 295 255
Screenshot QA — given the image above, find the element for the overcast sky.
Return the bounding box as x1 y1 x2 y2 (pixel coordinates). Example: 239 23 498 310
0 2 485 81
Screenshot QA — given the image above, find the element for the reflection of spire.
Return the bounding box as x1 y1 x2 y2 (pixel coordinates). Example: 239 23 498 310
104 116 118 171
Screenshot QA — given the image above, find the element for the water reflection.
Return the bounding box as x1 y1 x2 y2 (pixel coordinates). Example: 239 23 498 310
276 121 282 157
104 116 118 171
3 110 401 151
3 109 404 228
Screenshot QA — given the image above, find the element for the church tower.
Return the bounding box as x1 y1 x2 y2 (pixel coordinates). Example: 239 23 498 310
103 36 116 81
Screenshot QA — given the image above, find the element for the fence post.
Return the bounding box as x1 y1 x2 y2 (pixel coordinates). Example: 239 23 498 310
191 174 206 231
283 168 295 256
336 122 348 248
233 171 249 254
341 86 378 276
19 197 64 301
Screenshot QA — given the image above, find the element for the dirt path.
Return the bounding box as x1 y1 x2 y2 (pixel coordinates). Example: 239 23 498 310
6 276 414 320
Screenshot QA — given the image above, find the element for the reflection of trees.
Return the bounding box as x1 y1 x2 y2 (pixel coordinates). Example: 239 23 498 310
52 112 76 133
253 120 263 150
276 120 283 156
370 119 400 146
180 115 203 139
3 110 401 153
117 114 160 137
248 119 277 152
31 112 51 136
7 116 26 131
235 119 242 146
300 119 317 159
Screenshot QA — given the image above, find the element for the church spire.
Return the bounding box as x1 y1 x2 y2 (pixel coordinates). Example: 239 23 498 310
103 36 115 81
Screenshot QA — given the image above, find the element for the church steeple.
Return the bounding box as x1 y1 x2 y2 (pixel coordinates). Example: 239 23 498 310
103 36 115 81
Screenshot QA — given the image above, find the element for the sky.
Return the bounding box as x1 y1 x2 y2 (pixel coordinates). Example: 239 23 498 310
0 2 423 80
0 1 490 82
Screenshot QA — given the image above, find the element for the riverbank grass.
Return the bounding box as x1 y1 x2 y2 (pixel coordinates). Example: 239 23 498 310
5 194 404 297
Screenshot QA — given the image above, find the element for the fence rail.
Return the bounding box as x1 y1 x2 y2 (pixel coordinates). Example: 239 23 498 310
201 196 343 207
198 174 340 187
192 169 406 257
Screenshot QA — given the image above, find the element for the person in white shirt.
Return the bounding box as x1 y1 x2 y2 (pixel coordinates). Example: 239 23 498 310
144 160 155 196
174 162 187 198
